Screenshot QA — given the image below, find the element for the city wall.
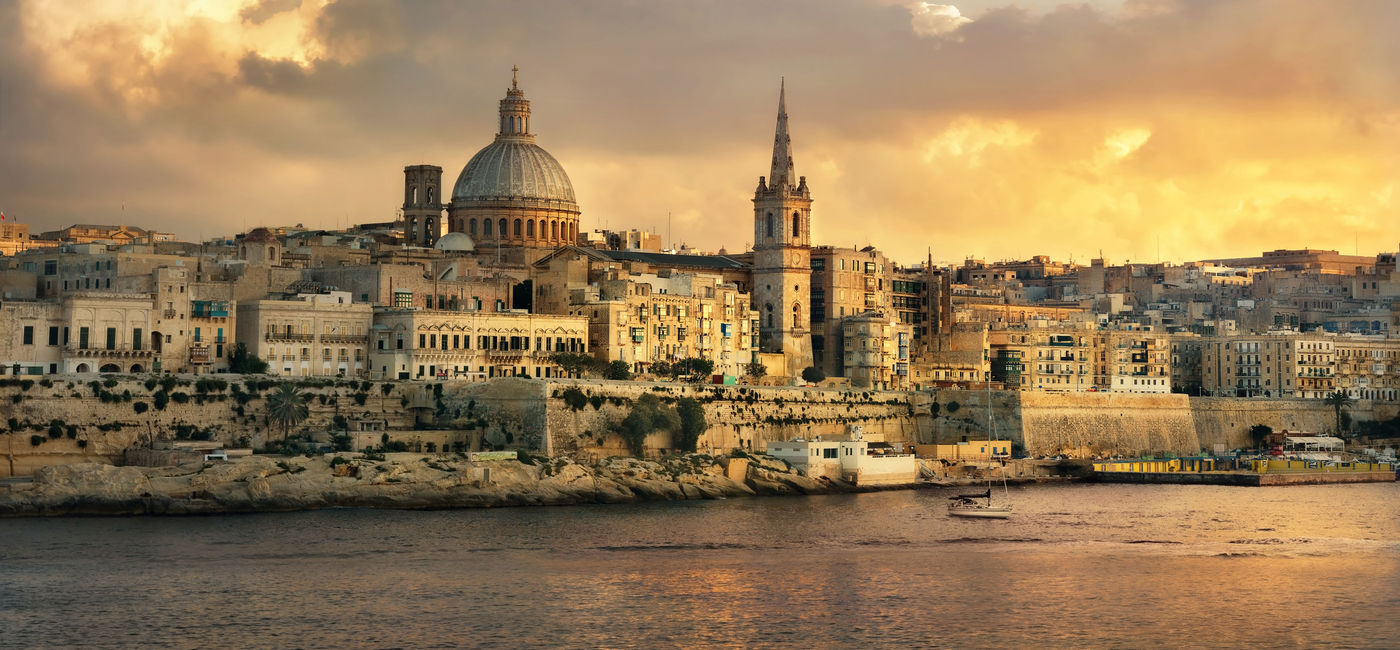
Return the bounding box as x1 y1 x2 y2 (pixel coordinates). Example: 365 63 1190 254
0 376 417 478
447 379 926 458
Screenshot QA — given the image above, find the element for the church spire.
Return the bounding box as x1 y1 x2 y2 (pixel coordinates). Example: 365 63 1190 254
770 78 795 190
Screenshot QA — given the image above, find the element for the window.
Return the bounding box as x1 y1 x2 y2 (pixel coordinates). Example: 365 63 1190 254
766 212 774 238
793 211 800 237
133 328 143 351
483 219 492 236
106 328 117 350
47 327 58 346
514 219 522 236
22 326 33 345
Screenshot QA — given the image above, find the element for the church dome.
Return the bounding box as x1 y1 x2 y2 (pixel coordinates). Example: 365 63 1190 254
434 231 475 252
451 140 577 207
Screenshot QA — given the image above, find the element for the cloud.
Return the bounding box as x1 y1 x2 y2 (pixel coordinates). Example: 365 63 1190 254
906 3 972 38
0 0 1398 267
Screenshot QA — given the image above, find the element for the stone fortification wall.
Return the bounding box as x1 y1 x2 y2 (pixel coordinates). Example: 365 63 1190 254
1187 397 1389 450
1017 391 1198 457
0 376 417 478
445 379 924 457
927 389 1198 456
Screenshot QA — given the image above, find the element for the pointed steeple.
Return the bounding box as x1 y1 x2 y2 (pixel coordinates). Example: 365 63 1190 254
770 78 795 190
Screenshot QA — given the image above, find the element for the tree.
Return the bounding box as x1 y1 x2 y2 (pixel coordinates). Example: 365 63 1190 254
801 366 825 384
744 360 767 379
617 393 680 456
266 383 310 442
675 357 715 382
228 343 270 374
1249 424 1273 448
649 360 673 379
551 352 599 378
1324 391 1353 435
674 397 708 452
603 360 633 381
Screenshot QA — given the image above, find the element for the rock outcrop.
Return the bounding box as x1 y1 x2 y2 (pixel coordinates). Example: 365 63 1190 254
0 452 864 517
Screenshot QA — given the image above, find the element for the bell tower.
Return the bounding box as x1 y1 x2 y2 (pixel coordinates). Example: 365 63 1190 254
403 164 443 246
751 80 814 376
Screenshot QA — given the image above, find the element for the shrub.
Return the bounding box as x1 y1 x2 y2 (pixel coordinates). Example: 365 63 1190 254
801 366 825 383
152 391 170 410
603 360 633 381
617 393 680 456
353 392 369 406
144 378 158 391
102 378 118 388
76 439 88 449
946 401 961 414
10 394 22 404
195 378 228 394
38 378 53 388
133 401 149 414
47 424 62 439
561 387 587 411
171 392 191 404
30 435 43 447
674 397 707 452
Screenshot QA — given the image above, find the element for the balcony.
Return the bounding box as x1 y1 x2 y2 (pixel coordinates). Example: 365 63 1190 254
162 309 178 319
189 344 211 364
64 345 155 359
323 334 368 344
266 332 315 342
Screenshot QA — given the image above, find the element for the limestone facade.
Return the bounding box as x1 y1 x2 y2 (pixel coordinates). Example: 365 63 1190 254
841 311 912 390
369 308 588 381
237 291 373 378
1200 333 1335 398
750 82 813 376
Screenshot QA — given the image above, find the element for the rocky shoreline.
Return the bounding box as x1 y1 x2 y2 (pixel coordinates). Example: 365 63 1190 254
0 452 893 517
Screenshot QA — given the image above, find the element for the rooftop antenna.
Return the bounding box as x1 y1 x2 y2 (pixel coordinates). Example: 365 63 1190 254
667 211 672 250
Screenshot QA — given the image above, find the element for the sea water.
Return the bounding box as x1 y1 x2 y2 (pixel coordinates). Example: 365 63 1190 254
1 483 1396 648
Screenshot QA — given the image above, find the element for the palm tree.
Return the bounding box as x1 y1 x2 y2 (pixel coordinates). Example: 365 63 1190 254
1323 391 1353 435
266 383 310 442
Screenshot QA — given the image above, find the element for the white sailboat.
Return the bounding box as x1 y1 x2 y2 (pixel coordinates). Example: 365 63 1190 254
948 381 1013 519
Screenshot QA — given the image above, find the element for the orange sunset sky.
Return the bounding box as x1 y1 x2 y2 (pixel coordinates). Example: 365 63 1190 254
1 0 1397 266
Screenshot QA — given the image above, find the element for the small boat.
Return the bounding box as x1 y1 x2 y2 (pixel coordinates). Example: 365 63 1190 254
947 489 1013 519
948 383 1013 519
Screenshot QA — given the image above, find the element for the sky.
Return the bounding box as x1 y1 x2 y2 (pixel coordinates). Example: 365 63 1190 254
1 0 1398 267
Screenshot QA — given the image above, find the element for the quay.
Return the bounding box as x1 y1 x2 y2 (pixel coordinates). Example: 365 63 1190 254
1092 458 1396 486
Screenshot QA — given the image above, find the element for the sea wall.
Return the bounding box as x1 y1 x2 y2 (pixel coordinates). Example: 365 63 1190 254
1189 397 1390 450
445 379 926 458
0 376 418 478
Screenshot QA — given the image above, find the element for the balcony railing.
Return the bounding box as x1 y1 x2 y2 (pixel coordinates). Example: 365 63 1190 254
64 346 155 359
266 333 315 342
162 309 177 319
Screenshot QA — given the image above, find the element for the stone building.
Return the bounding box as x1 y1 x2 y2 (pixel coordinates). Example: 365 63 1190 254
1334 337 1400 402
1092 325 1171 394
841 311 912 390
445 68 580 263
750 81 814 377
531 246 756 377
0 300 64 375
809 245 892 377
236 290 373 378
989 322 1095 392
1199 333 1335 398
402 164 444 247
369 309 588 381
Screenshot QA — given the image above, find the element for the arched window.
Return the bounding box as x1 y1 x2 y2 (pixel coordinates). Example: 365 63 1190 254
765 303 773 329
469 219 477 235
539 219 547 238
514 219 522 236
498 219 507 237
483 219 492 236
551 221 559 239
793 211 800 238
410 186 417 205
268 246 276 261
792 302 801 325
766 212 774 238
526 220 535 237
426 187 433 204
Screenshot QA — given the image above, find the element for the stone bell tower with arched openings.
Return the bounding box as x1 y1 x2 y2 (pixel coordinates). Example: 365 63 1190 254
751 80 814 376
403 164 444 247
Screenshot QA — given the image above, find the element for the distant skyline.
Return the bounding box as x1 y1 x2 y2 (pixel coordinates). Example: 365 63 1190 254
1 0 1398 266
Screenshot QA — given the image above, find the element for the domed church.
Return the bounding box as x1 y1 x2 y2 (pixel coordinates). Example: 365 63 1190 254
401 68 580 264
